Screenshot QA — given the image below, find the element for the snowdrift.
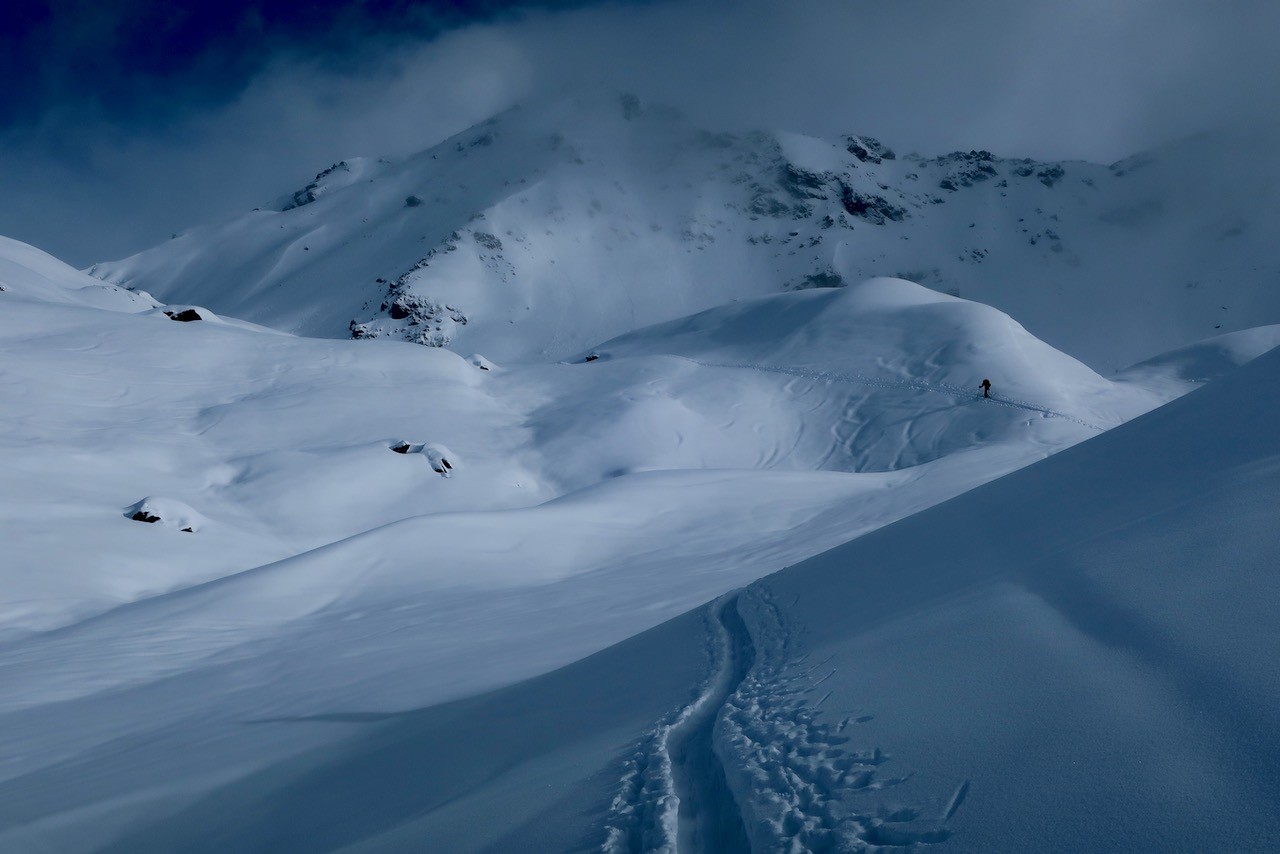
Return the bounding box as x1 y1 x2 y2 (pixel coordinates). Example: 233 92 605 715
82 346 1280 853
3 227 1277 850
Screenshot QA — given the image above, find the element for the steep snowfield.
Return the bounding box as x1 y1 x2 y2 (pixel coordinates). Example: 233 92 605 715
8 222 1274 850
65 346 1280 853
714 344 1280 852
90 94 1280 370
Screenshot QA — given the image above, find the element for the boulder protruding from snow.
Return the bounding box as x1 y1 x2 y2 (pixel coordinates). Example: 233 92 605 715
467 354 496 372
123 497 205 532
422 443 456 477
387 441 456 477
164 308 204 322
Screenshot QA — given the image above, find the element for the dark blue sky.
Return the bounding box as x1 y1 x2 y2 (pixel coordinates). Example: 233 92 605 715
1 0 603 128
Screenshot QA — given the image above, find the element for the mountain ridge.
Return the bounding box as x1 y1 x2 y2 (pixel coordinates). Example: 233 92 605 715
88 92 1280 370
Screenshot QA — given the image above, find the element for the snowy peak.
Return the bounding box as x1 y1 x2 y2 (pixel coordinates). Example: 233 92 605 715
89 95 1280 369
276 157 386 211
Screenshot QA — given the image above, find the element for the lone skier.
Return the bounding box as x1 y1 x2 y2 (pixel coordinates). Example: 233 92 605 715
980 378 991 399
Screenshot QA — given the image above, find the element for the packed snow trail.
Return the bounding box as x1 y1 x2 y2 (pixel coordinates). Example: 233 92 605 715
603 595 753 853
667 597 754 853
683 359 1106 432
717 586 955 851
606 593 957 852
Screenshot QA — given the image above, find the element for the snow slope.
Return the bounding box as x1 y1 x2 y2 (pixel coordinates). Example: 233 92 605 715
90 94 1280 370
0 269 1191 636
0 287 545 636
715 345 1280 852
68 345 1280 853
10 220 1278 849
0 235 157 313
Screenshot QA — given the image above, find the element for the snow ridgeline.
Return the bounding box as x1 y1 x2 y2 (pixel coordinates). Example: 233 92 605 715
604 592 955 853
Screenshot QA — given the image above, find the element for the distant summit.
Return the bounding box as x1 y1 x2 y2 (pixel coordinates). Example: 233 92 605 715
90 92 1280 370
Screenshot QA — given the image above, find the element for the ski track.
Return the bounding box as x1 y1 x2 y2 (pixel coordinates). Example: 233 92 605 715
604 589 963 852
602 595 751 854
683 358 1106 432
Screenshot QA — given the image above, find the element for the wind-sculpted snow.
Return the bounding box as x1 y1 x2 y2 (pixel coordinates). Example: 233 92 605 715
703 345 1280 852
154 341 1278 854
89 94 1280 370
533 281 1155 482
3 231 1278 849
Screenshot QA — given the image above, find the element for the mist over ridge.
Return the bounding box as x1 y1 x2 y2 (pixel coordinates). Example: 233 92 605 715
3 0 1278 264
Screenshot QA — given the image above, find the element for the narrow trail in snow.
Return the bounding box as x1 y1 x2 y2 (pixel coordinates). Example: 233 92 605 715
603 591 961 852
679 358 1107 432
666 596 754 853
600 594 754 854
716 587 959 850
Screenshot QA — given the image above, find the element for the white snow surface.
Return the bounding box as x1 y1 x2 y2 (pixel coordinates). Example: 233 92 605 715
6 96 1280 851
0 235 158 313
21 344 1278 853
3 220 1278 851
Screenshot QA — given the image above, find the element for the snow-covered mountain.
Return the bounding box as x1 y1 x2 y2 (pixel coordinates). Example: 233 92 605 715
4 219 1279 850
6 89 1280 853
91 93 1280 370
24 328 1279 853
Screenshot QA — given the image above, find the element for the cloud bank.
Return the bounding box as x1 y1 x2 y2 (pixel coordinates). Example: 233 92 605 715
4 0 1277 265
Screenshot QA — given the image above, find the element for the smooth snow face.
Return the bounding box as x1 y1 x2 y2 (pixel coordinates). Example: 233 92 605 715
531 279 1157 484
715 344 1280 852
1115 323 1280 389
0 235 157 313
90 95 1280 371
8 226 1267 849
0 271 1183 637
57 347 1280 853
0 296 545 636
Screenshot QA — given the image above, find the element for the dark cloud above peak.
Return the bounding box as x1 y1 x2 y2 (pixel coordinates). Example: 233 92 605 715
0 0 615 127
3 0 1278 266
